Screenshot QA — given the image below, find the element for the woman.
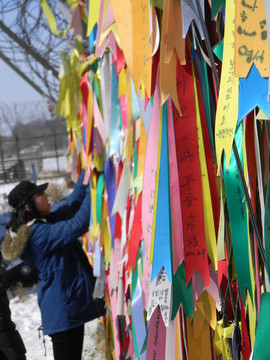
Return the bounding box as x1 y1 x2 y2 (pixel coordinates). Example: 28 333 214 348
1 171 103 360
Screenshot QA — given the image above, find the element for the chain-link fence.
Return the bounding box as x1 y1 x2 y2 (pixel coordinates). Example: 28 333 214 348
0 133 68 184
0 101 69 184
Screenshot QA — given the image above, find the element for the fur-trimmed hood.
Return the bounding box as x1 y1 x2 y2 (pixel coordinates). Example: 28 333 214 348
1 225 31 262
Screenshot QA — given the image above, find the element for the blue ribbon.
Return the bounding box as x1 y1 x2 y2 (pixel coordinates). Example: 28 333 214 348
131 277 147 358
151 103 172 282
104 158 116 242
88 24 97 53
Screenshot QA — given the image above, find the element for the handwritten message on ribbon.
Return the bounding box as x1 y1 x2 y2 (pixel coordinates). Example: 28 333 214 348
131 0 152 97
147 268 172 327
142 70 161 258
215 0 239 171
172 57 210 286
146 306 166 360
167 99 184 273
186 315 212 359
235 0 269 77
193 65 217 269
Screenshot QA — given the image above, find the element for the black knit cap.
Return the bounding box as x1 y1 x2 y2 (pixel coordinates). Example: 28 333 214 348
8 181 48 209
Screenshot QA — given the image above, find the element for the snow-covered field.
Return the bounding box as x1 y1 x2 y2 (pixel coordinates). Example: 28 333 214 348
0 179 106 360
9 287 105 360
42 156 67 172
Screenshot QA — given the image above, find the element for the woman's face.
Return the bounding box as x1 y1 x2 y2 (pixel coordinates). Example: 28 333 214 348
33 193 51 217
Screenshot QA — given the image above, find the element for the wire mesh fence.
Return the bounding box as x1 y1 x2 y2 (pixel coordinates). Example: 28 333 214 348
0 0 73 102
0 134 68 184
0 101 69 184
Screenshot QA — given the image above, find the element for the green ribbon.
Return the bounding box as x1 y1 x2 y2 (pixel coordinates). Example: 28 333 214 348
223 123 252 302
150 0 163 10
253 292 270 359
96 173 105 225
211 0 225 19
264 175 270 279
201 53 215 157
171 262 193 319
213 40 224 62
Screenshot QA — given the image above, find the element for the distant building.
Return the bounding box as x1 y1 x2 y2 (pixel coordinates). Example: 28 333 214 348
19 144 43 175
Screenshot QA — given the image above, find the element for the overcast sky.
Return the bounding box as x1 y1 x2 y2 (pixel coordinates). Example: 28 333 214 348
0 59 44 104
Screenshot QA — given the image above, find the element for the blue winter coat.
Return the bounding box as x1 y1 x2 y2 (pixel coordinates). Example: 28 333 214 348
21 173 95 335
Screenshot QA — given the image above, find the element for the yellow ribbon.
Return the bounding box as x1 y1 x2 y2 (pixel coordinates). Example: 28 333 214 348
215 320 234 360
215 0 239 171
40 0 70 37
193 63 217 269
87 0 100 36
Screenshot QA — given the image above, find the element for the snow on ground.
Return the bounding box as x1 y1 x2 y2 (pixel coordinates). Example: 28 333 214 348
0 180 106 360
42 157 67 172
8 287 105 360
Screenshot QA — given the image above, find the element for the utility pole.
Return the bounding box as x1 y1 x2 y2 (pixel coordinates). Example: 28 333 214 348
14 104 22 181
1 109 23 181
46 119 60 173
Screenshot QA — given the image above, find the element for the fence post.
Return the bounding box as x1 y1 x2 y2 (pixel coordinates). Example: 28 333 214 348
53 132 60 173
15 136 23 181
0 135 6 183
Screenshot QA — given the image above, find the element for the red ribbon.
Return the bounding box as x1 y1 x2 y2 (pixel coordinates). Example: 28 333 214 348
195 67 220 236
114 161 123 239
128 194 143 269
80 73 89 108
240 295 251 360
116 43 125 75
172 56 210 286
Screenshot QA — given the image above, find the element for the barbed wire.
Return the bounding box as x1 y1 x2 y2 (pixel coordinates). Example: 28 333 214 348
0 0 75 103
